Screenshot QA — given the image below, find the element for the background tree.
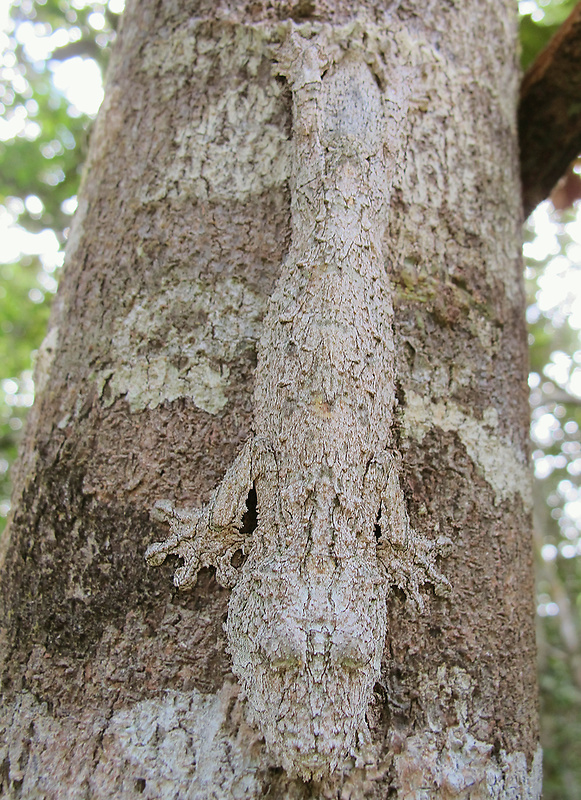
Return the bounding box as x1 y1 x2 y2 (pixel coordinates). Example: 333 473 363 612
0 0 578 796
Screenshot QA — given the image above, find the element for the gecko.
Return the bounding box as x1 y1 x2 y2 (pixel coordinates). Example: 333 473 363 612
145 29 449 781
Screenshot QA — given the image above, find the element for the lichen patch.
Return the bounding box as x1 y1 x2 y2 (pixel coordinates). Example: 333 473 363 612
392 667 542 799
403 392 532 509
99 277 264 413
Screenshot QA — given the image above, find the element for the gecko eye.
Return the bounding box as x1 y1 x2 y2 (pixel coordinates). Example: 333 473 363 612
331 638 373 670
230 549 247 568
337 651 368 670
261 633 305 671
270 654 303 672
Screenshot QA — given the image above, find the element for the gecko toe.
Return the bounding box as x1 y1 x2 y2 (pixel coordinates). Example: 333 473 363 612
151 500 174 523
145 540 171 567
174 560 200 589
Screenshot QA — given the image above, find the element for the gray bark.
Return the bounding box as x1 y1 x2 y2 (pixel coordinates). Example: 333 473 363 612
0 1 540 798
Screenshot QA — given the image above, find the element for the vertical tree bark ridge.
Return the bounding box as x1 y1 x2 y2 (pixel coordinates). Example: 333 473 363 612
0 0 540 797
519 1 581 217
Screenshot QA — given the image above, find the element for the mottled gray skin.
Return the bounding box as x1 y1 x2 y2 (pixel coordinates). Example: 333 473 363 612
146 30 448 781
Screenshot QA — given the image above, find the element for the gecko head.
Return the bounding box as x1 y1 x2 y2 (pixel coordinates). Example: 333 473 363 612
227 553 386 781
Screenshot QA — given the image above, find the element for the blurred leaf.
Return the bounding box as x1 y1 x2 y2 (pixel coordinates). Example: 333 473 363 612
520 0 579 69
0 0 116 532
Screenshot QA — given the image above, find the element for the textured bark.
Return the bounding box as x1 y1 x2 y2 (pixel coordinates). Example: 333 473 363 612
0 1 540 798
519 1 581 217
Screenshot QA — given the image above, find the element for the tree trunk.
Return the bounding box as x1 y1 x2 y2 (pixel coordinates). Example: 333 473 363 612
0 1 541 798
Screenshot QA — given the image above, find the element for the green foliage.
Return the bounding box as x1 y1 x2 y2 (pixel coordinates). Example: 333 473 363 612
525 205 581 800
0 258 50 376
0 68 86 234
0 0 120 531
3 0 119 232
519 0 579 69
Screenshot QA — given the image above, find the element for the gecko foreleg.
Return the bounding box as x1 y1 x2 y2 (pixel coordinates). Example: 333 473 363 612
369 452 451 607
145 437 259 589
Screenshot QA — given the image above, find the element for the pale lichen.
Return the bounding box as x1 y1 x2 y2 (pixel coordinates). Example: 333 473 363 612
403 392 532 510
99 277 264 413
393 667 542 799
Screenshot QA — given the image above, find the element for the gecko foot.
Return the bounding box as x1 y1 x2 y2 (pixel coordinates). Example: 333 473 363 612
145 438 267 590
145 500 209 588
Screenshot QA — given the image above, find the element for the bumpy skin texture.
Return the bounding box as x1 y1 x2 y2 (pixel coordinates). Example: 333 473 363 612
146 28 449 781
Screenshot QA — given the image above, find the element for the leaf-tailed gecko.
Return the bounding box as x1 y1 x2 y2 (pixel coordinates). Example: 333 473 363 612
146 29 449 781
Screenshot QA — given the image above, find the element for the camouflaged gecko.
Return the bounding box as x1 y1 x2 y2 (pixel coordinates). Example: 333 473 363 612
146 30 449 781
